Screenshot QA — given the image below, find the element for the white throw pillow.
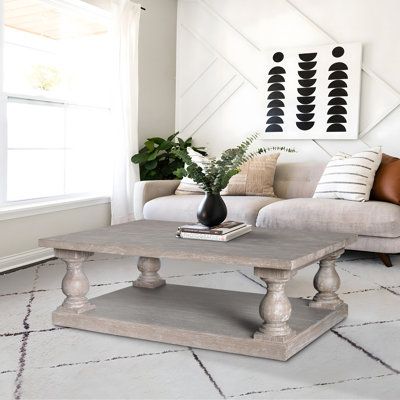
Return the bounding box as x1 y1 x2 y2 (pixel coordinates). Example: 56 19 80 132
175 148 212 195
313 148 382 202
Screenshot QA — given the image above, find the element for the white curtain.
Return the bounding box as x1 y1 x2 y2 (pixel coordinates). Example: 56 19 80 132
110 0 141 225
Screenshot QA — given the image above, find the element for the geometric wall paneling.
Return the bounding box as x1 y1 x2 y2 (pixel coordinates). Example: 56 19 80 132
358 69 400 138
261 43 362 139
289 0 400 94
362 107 400 157
178 27 217 97
179 59 238 130
202 0 330 51
184 83 264 153
287 0 400 152
180 0 262 88
312 139 369 158
190 82 331 163
179 74 245 138
177 0 400 161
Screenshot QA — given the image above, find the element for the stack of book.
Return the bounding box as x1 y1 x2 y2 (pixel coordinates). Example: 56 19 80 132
176 221 251 242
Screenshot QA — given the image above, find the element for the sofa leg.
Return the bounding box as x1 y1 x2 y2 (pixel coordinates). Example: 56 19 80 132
377 253 393 268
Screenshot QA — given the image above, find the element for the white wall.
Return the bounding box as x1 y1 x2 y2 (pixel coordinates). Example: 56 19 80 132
0 0 178 266
176 0 400 161
138 0 177 145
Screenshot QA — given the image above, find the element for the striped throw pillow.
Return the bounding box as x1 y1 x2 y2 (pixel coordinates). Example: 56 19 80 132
175 148 211 195
313 148 382 202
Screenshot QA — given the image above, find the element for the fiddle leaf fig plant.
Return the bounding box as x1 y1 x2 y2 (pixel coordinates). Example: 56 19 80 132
131 132 206 180
171 133 295 194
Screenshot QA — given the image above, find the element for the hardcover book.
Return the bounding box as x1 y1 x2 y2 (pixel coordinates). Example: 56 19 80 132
177 224 252 242
178 221 247 236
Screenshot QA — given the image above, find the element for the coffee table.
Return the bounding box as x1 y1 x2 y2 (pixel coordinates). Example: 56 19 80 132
39 220 356 361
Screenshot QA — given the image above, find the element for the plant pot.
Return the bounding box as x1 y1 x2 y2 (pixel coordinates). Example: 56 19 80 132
197 192 227 227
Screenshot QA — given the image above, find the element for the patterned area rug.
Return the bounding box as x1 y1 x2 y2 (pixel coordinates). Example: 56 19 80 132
1 251 400 399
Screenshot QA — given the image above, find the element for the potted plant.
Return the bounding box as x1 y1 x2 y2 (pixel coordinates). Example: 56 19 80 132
172 133 294 227
131 132 206 180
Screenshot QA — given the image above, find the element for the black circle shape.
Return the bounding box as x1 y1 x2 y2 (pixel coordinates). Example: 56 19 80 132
332 46 345 58
273 52 284 62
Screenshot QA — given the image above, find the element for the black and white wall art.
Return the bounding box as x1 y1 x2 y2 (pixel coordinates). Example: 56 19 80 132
261 43 362 139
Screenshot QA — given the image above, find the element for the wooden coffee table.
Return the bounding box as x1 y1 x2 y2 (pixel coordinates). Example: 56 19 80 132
39 220 356 361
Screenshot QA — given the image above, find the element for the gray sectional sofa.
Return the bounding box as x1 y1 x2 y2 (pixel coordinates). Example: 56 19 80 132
134 161 400 264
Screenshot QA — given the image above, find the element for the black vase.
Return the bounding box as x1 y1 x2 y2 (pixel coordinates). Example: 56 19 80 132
197 193 227 227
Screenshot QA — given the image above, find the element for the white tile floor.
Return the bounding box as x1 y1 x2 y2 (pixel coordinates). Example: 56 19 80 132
1 251 400 399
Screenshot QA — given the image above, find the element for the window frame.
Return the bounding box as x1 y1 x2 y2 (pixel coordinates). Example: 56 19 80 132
0 0 112 209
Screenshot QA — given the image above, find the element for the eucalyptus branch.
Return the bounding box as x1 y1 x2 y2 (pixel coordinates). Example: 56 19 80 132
172 133 295 194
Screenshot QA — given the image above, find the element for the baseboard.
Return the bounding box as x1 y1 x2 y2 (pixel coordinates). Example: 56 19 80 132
0 248 55 273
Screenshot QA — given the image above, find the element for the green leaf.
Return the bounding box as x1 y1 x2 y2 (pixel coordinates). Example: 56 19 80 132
131 152 148 164
145 160 158 170
157 141 174 151
149 137 165 145
173 167 187 178
167 132 179 141
147 150 159 161
144 140 155 152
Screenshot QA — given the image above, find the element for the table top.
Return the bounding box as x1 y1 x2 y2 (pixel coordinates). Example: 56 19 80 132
39 220 357 270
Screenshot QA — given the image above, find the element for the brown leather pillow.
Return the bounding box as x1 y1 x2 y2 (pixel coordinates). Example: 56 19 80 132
371 153 400 205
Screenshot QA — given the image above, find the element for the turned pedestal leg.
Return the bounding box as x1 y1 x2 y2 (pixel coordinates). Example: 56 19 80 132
133 256 166 289
253 268 295 342
310 250 344 310
55 249 95 314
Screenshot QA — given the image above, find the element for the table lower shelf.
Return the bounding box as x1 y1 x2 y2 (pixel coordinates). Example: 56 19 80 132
53 284 347 361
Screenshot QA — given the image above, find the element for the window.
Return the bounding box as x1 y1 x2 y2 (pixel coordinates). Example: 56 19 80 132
0 0 112 205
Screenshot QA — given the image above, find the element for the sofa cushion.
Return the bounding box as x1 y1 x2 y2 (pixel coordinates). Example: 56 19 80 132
256 198 400 238
144 195 281 225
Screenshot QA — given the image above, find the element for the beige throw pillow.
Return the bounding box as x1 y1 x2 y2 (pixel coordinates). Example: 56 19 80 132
223 153 280 196
175 149 280 197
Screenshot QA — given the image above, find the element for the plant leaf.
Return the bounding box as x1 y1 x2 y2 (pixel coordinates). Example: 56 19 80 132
131 152 148 164
144 160 158 170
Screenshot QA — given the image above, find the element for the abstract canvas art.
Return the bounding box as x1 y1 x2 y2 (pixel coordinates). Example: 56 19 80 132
261 43 362 139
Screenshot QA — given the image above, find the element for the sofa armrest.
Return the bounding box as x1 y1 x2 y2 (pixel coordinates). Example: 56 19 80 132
134 180 180 220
